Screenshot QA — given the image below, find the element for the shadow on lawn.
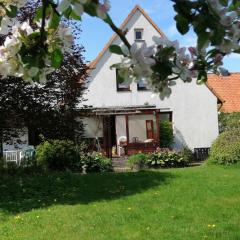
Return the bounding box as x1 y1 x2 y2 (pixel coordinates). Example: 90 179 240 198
0 170 173 215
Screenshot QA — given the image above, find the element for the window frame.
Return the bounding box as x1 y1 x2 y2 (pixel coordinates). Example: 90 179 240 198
159 112 173 122
116 69 131 92
134 28 144 41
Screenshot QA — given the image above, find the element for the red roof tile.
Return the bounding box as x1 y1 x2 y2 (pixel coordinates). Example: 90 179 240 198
207 73 240 112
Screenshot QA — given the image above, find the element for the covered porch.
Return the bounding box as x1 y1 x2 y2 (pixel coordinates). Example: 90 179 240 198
90 105 165 158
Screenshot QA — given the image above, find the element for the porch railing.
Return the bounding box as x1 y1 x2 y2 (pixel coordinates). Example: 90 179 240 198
127 141 159 155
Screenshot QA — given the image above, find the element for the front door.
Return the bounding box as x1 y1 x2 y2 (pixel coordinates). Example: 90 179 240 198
146 120 154 139
103 116 116 158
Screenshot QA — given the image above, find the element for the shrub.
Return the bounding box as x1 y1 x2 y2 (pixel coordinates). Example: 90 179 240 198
36 140 81 171
180 146 194 163
82 153 113 173
208 129 240 165
159 121 174 148
0 157 4 171
219 112 240 133
127 153 148 170
20 156 37 169
147 151 189 168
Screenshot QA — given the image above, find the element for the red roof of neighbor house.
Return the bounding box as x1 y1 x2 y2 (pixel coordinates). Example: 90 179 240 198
207 73 240 113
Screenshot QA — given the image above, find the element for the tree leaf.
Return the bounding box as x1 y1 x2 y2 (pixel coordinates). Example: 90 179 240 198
63 6 73 19
6 5 18 18
49 10 61 30
51 49 63 68
197 32 209 50
175 14 189 35
197 70 207 84
109 45 123 55
70 10 81 20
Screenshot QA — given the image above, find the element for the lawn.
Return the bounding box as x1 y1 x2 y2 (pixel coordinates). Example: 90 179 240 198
0 165 240 240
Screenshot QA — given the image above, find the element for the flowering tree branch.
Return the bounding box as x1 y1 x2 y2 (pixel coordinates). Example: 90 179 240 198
40 0 48 45
0 0 239 99
108 20 131 50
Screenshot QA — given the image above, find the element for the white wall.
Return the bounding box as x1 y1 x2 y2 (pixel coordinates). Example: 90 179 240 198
82 9 219 149
129 115 156 142
115 115 126 143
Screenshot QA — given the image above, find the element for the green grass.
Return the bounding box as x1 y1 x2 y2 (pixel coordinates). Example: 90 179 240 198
0 165 240 240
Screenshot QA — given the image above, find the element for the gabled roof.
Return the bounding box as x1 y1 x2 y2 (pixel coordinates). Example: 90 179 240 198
207 73 240 112
86 5 224 105
89 5 166 70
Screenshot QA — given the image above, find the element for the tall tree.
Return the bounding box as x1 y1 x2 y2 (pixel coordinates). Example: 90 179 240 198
0 1 88 149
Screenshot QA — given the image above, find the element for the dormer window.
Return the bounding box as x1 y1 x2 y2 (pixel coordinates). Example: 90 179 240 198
135 29 143 41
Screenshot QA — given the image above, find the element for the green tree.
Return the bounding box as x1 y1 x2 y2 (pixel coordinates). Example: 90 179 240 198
159 121 174 148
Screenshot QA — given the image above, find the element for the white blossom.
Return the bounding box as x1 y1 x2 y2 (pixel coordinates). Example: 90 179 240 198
0 19 72 82
117 42 155 81
97 0 111 20
153 36 179 50
57 0 89 16
56 24 74 53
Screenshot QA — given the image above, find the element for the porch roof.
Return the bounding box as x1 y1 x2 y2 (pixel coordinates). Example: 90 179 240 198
84 105 171 115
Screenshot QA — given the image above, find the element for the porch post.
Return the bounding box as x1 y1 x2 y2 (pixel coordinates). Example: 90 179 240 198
125 115 129 155
155 110 160 147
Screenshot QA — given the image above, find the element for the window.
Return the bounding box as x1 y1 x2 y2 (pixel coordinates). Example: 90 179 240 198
135 29 143 41
116 69 130 91
160 112 173 122
137 77 150 91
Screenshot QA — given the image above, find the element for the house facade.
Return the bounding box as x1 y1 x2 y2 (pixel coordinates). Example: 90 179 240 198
81 5 220 157
2 5 220 157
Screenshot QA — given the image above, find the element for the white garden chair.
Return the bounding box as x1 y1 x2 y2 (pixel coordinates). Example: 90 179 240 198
117 136 127 156
3 150 20 166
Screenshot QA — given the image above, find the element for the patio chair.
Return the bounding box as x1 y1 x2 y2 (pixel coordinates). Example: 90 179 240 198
117 136 127 156
21 146 35 160
3 150 19 166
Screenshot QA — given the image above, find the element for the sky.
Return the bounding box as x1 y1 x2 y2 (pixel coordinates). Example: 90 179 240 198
79 0 240 72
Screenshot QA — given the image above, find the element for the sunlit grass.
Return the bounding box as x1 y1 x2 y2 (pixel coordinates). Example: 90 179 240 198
0 165 239 240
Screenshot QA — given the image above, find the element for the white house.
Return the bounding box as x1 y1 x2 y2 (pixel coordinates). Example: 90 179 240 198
81 5 220 157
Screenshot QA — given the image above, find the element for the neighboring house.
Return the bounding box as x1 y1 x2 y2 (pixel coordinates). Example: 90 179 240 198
207 73 240 113
81 5 220 157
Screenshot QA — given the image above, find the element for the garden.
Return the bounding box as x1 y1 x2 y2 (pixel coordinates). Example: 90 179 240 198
0 113 240 239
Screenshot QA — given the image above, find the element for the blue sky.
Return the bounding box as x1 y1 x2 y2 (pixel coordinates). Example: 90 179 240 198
79 0 240 72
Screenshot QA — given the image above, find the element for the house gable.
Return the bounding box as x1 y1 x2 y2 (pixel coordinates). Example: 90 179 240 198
84 5 166 107
89 5 166 71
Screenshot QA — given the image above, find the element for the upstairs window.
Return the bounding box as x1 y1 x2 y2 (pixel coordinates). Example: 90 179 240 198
116 69 130 91
137 78 150 91
135 29 143 41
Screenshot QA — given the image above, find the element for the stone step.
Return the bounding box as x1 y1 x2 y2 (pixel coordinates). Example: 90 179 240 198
114 167 131 172
112 157 128 171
